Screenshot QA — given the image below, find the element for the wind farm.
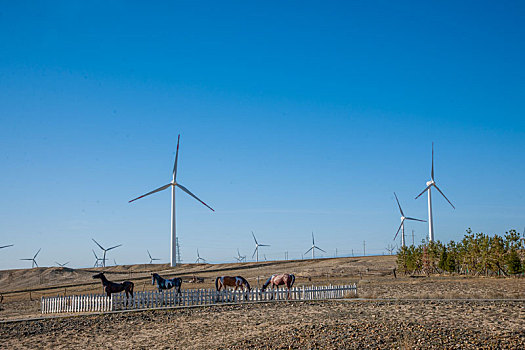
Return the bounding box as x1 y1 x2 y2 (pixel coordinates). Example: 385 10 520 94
1 2 524 349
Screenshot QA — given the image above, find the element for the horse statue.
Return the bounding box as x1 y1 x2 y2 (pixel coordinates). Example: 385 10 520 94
215 276 251 301
92 272 134 299
261 273 295 299
151 273 182 294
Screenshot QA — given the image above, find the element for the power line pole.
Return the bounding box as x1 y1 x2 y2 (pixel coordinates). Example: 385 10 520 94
352 249 354 257
363 241 366 256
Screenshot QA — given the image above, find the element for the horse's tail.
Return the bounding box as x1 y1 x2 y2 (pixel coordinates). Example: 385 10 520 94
290 274 295 288
261 276 272 291
215 276 221 291
128 281 134 296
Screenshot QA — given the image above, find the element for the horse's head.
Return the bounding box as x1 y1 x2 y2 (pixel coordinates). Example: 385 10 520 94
92 272 104 280
261 275 273 291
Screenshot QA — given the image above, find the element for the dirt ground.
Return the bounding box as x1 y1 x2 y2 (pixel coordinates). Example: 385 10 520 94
1 256 524 349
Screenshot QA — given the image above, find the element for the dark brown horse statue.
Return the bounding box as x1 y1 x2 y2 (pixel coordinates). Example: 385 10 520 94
92 272 134 298
261 273 296 299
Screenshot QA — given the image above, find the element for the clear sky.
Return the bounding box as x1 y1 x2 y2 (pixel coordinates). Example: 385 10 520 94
1 1 524 269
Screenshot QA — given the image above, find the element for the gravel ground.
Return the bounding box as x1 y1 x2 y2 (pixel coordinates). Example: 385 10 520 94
1 300 524 349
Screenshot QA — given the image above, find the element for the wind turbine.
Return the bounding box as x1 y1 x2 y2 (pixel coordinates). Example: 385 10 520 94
55 261 69 267
251 232 269 262
234 249 246 263
195 249 206 263
92 249 105 267
92 239 121 267
0 244 14 249
415 143 455 242
393 192 426 247
147 250 161 264
21 248 41 268
305 232 325 259
129 135 214 267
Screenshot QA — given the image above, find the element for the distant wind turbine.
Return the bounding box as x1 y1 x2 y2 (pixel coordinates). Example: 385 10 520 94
129 134 214 267
305 232 325 259
147 250 161 264
415 143 455 242
251 232 269 262
393 192 426 247
55 261 69 267
92 239 121 268
0 244 14 249
195 249 206 264
92 249 105 267
21 248 41 268
234 248 246 263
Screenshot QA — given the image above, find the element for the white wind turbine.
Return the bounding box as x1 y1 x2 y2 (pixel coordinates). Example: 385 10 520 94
195 249 206 264
129 135 214 267
92 249 105 267
251 232 269 262
415 143 455 242
55 261 70 267
393 192 426 247
234 248 246 263
92 239 121 268
305 232 325 259
21 248 41 268
147 250 161 264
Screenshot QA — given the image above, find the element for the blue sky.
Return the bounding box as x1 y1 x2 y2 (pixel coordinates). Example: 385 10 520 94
1 1 524 269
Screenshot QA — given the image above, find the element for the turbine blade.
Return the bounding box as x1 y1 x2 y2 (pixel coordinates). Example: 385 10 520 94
251 231 258 245
34 248 41 259
173 134 180 180
305 247 313 255
92 239 105 251
405 217 427 223
0 244 13 249
434 184 455 209
20 258 32 261
312 232 315 245
92 249 98 258
431 142 434 181
106 244 122 251
394 192 404 216
34 260 38 267
259 244 270 247
129 183 172 203
394 220 404 240
176 183 215 211
64 262 70 266
315 246 326 253
148 250 152 259
415 184 432 200
252 247 257 258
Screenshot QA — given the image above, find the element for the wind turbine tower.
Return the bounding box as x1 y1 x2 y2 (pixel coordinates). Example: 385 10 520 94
129 135 214 267
304 232 326 259
147 250 161 264
415 143 455 242
21 248 41 268
251 232 269 262
92 239 121 267
195 249 206 263
393 192 426 247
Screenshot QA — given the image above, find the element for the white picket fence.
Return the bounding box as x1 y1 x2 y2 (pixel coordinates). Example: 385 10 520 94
41 284 357 314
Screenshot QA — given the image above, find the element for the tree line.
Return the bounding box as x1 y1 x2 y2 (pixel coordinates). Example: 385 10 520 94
396 229 524 276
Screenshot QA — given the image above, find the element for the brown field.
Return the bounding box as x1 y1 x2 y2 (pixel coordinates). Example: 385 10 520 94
1 255 524 349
